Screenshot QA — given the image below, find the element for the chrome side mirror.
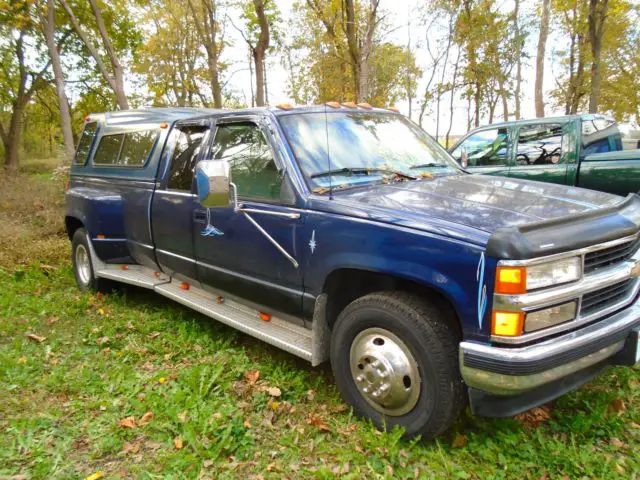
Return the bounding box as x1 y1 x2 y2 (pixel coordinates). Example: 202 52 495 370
195 159 231 208
460 151 469 169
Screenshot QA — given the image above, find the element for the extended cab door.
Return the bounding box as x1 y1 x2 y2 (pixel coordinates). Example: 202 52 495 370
449 126 513 177
151 119 212 281
193 116 305 318
508 121 576 185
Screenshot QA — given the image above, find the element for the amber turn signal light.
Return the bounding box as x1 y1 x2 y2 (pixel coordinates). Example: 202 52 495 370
259 312 271 322
491 310 524 336
495 266 526 294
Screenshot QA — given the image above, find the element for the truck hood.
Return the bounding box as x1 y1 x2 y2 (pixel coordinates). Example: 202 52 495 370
322 174 624 237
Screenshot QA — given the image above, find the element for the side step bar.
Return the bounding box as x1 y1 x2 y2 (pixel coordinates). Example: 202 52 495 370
89 242 327 365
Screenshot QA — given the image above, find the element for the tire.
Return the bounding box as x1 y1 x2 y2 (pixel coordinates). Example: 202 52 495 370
71 228 111 292
330 291 465 440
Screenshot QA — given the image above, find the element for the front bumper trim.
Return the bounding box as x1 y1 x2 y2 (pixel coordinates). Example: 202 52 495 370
460 296 640 395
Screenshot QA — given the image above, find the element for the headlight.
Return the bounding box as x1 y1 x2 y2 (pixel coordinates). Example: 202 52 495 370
496 256 582 294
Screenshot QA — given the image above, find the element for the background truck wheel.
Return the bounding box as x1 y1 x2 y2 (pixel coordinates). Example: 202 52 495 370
330 291 465 440
71 228 111 292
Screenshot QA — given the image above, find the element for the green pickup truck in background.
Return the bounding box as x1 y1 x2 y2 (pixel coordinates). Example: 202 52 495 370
449 114 640 196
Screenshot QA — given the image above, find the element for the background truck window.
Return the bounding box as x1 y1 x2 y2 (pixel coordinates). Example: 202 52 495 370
212 123 283 202
73 122 98 165
451 128 510 167
515 124 564 165
167 125 210 191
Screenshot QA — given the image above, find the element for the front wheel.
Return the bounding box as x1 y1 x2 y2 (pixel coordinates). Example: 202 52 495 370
330 292 465 440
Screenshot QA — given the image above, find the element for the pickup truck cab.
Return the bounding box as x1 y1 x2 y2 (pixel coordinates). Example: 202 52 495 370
66 106 640 440
450 114 640 196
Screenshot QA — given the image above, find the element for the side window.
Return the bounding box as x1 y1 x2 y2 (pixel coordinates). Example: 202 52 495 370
212 123 283 202
515 124 564 166
167 125 210 191
93 134 124 165
583 138 611 155
119 130 158 166
74 122 98 165
452 128 510 167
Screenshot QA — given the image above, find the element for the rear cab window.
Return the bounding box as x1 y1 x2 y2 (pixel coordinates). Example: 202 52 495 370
74 122 98 166
92 129 159 167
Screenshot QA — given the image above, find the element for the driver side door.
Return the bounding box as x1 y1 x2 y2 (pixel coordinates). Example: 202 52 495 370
193 117 305 318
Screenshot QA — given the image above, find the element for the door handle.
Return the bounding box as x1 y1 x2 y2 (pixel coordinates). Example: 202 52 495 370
193 210 207 223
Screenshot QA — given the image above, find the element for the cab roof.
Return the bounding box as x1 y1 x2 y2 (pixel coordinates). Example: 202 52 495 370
87 104 400 127
474 113 616 131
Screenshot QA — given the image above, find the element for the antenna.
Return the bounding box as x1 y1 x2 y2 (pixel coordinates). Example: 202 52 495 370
324 102 334 200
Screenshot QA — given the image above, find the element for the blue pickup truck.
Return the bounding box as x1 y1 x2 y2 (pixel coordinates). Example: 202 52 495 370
65 105 640 440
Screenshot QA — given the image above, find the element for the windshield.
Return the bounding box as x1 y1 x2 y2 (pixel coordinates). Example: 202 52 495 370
278 111 461 191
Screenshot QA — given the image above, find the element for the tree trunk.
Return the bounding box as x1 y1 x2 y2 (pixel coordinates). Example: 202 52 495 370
570 33 587 114
513 0 522 119
252 0 270 107
4 104 25 171
535 0 551 118
474 82 481 128
588 0 608 113
59 0 128 109
88 0 129 109
44 0 75 161
499 77 509 121
445 47 462 149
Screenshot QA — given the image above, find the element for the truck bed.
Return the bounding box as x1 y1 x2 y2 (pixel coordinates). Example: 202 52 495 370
578 149 640 196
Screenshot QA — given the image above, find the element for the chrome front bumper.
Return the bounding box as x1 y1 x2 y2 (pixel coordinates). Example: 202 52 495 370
460 296 640 396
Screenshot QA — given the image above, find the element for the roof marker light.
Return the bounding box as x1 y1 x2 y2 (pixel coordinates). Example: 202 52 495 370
325 101 341 108
387 106 400 113
341 102 357 108
259 312 271 322
180 282 190 291
276 103 294 110
357 103 373 109
160 122 169 129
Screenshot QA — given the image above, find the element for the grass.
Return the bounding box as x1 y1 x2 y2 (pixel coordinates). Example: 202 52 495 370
0 159 639 479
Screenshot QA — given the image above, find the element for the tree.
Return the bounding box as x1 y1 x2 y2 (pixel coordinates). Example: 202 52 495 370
233 0 280 107
305 0 382 103
535 0 551 117
587 0 608 112
135 0 209 107
512 0 522 119
41 0 74 161
0 0 52 170
59 0 130 109
187 0 226 108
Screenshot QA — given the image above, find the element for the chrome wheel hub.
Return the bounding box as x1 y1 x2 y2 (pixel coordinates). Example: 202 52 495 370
75 244 92 285
350 327 421 416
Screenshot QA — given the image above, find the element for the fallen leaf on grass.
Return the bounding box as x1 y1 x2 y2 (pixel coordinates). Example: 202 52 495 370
123 441 141 454
158 377 166 384
45 316 58 326
203 460 214 468
97 336 109 345
148 332 161 339
451 434 468 448
173 436 183 449
306 414 329 432
331 404 349 413
85 472 104 480
266 463 276 472
609 398 626 415
268 400 280 411
26 333 46 343
119 416 137 429
17 356 27 364
245 370 260 383
267 387 281 397
97 308 105 316
244 418 252 428
139 411 153 426
514 405 552 429
178 411 188 423
610 437 626 448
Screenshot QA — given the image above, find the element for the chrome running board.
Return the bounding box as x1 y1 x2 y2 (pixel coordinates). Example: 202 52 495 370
88 238 322 364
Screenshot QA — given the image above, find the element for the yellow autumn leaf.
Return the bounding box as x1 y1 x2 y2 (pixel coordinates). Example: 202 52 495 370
85 471 104 480
97 308 105 315
173 436 183 449
158 377 166 384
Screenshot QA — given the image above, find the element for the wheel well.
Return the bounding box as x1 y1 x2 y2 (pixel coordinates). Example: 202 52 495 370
322 268 462 336
65 216 84 240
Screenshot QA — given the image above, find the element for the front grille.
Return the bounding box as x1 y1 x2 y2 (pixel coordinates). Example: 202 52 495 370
580 279 635 317
584 237 640 274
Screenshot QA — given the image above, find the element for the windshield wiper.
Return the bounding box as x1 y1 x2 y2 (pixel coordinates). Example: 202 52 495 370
409 162 448 169
310 167 416 180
